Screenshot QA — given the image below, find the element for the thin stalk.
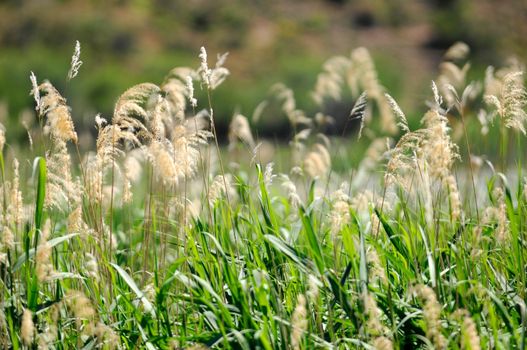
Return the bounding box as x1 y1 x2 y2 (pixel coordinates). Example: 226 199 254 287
459 106 480 221
141 164 155 285
206 89 232 207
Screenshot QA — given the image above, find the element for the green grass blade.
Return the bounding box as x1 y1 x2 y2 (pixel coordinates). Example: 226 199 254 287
375 208 408 258
299 206 325 274
32 156 46 232
110 263 155 315
13 233 79 272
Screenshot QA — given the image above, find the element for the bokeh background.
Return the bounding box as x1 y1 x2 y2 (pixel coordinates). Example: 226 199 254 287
0 0 526 144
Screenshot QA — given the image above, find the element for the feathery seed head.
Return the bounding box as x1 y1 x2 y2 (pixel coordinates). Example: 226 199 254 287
384 93 409 133
280 174 301 212
45 139 81 210
113 82 162 142
228 113 255 151
483 187 509 243
8 159 23 228
68 205 86 233
37 81 78 143
290 294 308 350
0 308 8 348
437 61 470 107
452 309 481 350
36 219 54 282
199 47 212 88
445 174 462 221
1 224 14 254
84 253 100 281
349 47 397 134
303 143 331 179
65 290 97 335
431 80 443 110
263 162 276 187
124 152 143 183
307 275 321 302
94 322 119 348
444 41 470 61
485 71 527 134
365 294 387 337
186 75 197 108
67 40 83 80
267 83 311 128
349 91 368 139
367 247 387 284
161 67 195 121
149 140 177 186
311 55 351 105
122 173 132 205
21 308 34 346
372 336 393 350
329 187 352 237
30 71 40 111
47 105 78 143
208 174 236 206
95 114 107 129
411 285 446 349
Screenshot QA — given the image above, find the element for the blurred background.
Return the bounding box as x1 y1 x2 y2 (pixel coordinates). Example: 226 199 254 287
0 0 526 145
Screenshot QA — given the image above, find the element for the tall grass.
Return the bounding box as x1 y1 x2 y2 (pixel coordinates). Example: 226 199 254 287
0 42 526 349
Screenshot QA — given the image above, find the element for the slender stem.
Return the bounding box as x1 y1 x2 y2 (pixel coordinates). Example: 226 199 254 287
206 89 232 207
459 106 480 221
500 117 507 174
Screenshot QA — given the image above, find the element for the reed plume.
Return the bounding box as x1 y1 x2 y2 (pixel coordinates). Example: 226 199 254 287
364 294 388 337
303 143 331 179
21 308 35 346
36 219 54 282
35 80 78 143
437 50 470 108
67 40 83 80
367 247 387 284
485 71 527 134
311 47 397 134
260 83 312 128
453 309 481 350
280 174 301 212
65 290 97 336
290 294 308 350
412 285 446 349
444 42 470 62
312 55 351 106
372 336 393 350
6 159 23 230
329 187 351 237
0 308 8 348
228 113 255 151
208 174 236 206
349 48 397 134
45 139 80 209
198 47 230 90
162 67 195 122
385 93 462 223
482 187 509 243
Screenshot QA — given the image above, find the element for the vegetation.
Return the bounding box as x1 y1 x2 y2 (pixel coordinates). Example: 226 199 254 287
0 41 526 349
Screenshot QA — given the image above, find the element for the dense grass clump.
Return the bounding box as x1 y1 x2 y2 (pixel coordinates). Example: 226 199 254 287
0 42 526 349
